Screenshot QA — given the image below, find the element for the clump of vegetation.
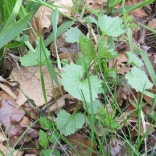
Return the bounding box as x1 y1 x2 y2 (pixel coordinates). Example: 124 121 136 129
0 0 156 156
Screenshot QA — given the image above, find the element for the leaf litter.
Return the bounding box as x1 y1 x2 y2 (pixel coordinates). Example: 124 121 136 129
1 0 156 155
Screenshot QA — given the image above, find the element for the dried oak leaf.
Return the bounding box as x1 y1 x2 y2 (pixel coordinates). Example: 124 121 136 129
0 99 25 134
10 65 61 106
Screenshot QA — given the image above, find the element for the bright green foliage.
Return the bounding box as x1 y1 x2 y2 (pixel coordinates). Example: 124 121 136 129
104 115 121 129
61 63 102 102
39 116 53 130
98 15 125 37
85 16 98 25
56 110 85 136
76 56 90 69
20 40 51 67
84 100 102 114
80 34 95 61
39 130 48 149
40 149 60 156
126 52 144 67
98 37 118 58
64 27 81 43
106 68 117 78
0 12 34 49
125 66 153 92
48 131 59 144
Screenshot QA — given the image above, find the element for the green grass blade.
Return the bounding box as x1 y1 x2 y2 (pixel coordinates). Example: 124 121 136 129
44 20 74 47
1 0 23 31
138 22 156 34
52 9 61 70
127 0 154 12
0 11 34 49
139 50 156 85
127 28 133 53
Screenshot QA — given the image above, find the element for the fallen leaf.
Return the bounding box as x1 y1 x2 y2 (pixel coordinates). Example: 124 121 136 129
9 128 39 146
30 0 73 44
54 0 73 15
128 8 148 18
109 52 129 75
0 132 6 143
9 117 26 137
0 143 24 156
0 83 17 100
50 36 77 61
104 138 125 156
20 116 30 127
116 86 129 106
87 0 107 10
0 99 25 134
44 94 76 113
67 133 97 156
10 65 61 106
130 122 155 136
148 19 156 29
0 90 15 101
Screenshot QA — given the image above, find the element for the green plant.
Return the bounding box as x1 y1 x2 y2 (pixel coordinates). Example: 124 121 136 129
1 0 155 155
0 0 40 75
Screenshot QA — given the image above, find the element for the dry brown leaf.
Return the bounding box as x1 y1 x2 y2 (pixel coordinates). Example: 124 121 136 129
109 52 129 75
10 65 61 106
104 138 125 156
0 90 15 101
128 8 148 18
124 0 148 18
9 127 39 146
50 36 77 61
67 133 97 156
54 0 73 15
0 76 17 87
9 117 26 137
0 132 6 143
30 0 73 44
30 6 52 44
116 86 129 106
0 99 25 133
130 122 155 136
20 116 30 127
86 0 107 10
0 83 17 100
44 94 73 113
0 143 24 156
147 19 156 32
